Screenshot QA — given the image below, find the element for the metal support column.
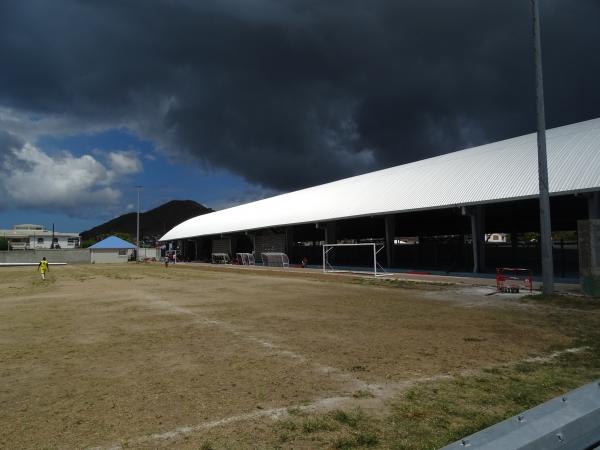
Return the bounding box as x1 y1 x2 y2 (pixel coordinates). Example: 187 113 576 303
511 232 518 267
136 185 142 262
285 227 294 262
532 0 554 295
588 192 600 220
477 206 486 272
384 215 395 268
246 232 256 257
463 205 485 273
325 222 336 245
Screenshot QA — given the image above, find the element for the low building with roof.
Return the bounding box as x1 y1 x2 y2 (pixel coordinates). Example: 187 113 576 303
89 236 136 264
0 224 80 250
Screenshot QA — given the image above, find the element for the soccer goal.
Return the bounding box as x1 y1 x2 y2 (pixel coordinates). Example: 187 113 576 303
323 243 387 276
261 252 290 268
211 253 230 264
236 252 255 266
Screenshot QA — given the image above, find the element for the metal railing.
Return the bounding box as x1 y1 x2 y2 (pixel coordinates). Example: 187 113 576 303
440 379 600 450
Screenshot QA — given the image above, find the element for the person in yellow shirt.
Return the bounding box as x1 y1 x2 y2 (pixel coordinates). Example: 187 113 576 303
38 257 49 280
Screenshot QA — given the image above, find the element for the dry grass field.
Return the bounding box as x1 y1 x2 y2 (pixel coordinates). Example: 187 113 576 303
0 263 599 449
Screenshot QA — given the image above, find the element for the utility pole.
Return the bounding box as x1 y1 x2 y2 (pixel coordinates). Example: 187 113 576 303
532 0 554 295
136 186 142 262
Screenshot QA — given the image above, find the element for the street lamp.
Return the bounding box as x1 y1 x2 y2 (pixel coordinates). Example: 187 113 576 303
136 185 142 262
531 0 554 295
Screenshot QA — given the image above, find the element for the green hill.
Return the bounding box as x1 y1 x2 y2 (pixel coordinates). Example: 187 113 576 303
80 200 212 244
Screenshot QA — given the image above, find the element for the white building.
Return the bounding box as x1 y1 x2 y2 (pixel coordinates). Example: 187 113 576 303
89 236 136 263
0 224 80 250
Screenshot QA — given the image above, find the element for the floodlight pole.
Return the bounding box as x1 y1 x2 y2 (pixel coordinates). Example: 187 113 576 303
532 0 553 295
136 185 142 262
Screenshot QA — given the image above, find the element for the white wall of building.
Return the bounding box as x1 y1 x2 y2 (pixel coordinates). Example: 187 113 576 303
28 235 80 249
138 247 160 260
2 224 79 250
90 248 133 264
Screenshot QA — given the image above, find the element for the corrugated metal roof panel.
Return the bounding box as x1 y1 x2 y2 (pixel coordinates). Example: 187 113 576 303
161 117 600 240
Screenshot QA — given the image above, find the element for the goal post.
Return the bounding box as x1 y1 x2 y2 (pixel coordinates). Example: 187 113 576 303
261 252 290 268
322 243 387 276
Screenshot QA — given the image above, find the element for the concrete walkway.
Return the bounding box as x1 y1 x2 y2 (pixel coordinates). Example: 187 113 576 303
169 261 581 295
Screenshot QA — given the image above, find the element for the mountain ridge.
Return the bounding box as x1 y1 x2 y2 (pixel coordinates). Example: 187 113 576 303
80 200 213 242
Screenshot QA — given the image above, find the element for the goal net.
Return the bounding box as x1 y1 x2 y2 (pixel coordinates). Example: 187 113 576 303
261 252 290 268
236 253 255 265
322 243 387 276
211 253 230 264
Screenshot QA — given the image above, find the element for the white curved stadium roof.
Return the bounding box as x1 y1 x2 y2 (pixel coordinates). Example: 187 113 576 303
161 118 600 241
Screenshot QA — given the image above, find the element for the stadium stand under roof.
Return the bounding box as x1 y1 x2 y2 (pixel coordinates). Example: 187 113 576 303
161 117 600 242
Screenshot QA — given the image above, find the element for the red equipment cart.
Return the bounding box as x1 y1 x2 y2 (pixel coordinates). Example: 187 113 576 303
496 267 533 293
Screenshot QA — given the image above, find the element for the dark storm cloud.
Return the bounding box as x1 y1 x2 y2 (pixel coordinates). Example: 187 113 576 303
0 0 599 191
0 130 22 155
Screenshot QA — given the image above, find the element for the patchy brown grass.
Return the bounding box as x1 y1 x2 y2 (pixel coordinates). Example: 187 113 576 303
0 264 597 449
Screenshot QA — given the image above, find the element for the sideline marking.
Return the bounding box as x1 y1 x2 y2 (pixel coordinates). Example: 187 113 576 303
88 345 591 449
523 346 589 363
87 375 445 450
89 288 592 449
